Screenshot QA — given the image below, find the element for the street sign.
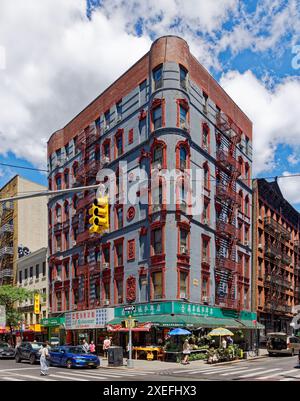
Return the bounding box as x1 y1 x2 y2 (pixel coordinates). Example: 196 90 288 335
124 306 135 313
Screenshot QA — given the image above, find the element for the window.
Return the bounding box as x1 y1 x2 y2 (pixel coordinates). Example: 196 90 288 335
203 163 209 189
36 264 39 279
104 110 110 129
203 124 209 150
153 105 162 130
203 199 210 222
153 228 162 255
56 235 62 252
202 238 210 262
56 176 62 190
153 145 163 169
245 137 250 155
202 277 209 299
152 181 163 212
103 246 110 265
65 291 69 311
95 117 101 132
115 242 123 267
179 272 188 298
56 292 62 312
245 196 250 216
153 65 163 90
116 170 121 196
180 229 188 254
64 231 69 249
56 206 62 222
203 91 208 113
104 282 110 302
139 79 147 105
180 66 188 90
30 266 33 279
180 146 187 170
179 105 187 127
64 202 69 220
103 140 110 159
116 280 123 304
178 179 188 213
115 131 123 158
42 262 46 276
116 100 122 121
25 268 28 280
64 171 69 188
19 271 22 284
152 271 162 299
128 129 134 145
116 207 123 230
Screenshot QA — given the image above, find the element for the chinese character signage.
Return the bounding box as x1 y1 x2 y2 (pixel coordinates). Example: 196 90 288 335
0 306 6 329
65 308 114 330
34 294 40 315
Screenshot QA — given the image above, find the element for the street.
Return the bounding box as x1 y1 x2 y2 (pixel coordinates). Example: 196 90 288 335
0 356 299 381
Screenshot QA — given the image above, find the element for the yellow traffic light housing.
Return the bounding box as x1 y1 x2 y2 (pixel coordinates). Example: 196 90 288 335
89 197 109 234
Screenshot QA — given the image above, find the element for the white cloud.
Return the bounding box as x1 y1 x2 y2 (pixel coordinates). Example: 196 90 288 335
220 70 300 174
0 0 150 167
278 172 300 205
287 154 300 166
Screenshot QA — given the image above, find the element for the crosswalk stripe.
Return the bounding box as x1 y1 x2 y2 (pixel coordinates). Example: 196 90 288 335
186 366 236 375
9 373 55 381
280 373 300 381
50 371 113 380
196 366 251 375
175 367 216 374
239 368 280 378
258 369 298 380
49 374 90 381
220 368 263 376
1 376 25 381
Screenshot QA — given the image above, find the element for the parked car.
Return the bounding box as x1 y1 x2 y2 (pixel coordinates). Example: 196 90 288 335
267 333 300 356
49 346 100 369
49 337 60 347
0 343 15 359
15 342 43 364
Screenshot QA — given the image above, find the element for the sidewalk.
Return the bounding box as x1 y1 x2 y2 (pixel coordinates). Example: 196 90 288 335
99 348 269 371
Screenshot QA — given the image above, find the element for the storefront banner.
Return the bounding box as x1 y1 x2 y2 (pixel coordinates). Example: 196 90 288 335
0 306 6 329
115 302 257 321
65 308 114 330
41 317 65 327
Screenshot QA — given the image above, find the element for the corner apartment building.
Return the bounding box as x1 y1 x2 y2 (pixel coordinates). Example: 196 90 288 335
17 247 48 329
47 36 254 335
253 179 300 335
0 176 48 285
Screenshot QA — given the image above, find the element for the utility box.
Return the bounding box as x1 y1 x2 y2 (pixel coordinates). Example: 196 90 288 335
108 346 123 367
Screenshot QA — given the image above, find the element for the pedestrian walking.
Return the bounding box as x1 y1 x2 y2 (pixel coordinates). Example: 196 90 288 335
221 337 227 349
89 341 96 355
103 337 111 358
39 343 50 376
182 339 191 365
82 339 90 353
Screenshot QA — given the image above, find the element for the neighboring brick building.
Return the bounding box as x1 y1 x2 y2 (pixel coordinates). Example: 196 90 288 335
252 178 300 336
0 176 48 286
47 36 256 343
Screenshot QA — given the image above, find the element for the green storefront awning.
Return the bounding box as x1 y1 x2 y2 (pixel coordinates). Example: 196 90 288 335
239 320 265 330
107 315 244 329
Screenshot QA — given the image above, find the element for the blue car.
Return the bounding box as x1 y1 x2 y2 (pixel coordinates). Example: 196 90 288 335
49 346 100 369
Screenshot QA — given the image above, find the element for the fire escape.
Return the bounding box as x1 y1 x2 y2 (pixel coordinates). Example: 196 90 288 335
215 112 242 310
0 201 14 285
294 241 300 305
264 217 292 318
74 122 101 311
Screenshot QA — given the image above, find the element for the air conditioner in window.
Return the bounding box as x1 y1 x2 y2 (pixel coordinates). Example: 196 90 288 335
180 245 187 255
104 300 110 306
102 156 110 166
103 263 109 270
180 292 187 299
180 121 189 131
202 296 209 304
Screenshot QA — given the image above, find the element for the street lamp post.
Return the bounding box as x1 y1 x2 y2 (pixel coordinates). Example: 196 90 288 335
127 314 134 369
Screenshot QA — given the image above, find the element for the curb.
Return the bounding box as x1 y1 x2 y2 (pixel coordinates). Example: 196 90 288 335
205 354 268 367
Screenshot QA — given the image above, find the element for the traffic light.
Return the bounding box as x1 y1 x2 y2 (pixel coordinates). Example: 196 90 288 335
89 197 109 234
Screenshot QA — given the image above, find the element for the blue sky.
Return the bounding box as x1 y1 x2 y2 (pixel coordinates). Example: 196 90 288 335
0 0 299 206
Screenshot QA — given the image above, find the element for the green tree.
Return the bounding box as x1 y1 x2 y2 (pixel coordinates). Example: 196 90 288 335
0 285 34 343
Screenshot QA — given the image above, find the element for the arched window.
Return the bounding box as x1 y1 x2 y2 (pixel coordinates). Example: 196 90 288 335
151 139 166 170
176 141 190 171
180 146 187 171
56 205 62 222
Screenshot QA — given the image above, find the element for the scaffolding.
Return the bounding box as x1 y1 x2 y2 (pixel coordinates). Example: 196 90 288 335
215 112 243 310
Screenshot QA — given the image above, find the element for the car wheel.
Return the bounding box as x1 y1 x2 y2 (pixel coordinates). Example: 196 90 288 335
66 359 73 369
15 354 22 363
29 355 36 365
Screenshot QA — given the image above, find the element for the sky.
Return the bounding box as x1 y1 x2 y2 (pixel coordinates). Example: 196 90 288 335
0 0 300 207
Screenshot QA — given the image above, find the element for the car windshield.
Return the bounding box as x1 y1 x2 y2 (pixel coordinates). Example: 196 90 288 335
31 343 43 350
0 343 9 349
65 347 87 354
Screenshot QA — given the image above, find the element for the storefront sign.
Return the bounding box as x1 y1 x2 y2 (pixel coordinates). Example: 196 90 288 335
34 294 40 315
65 308 114 330
0 306 6 329
41 317 65 327
115 302 257 321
